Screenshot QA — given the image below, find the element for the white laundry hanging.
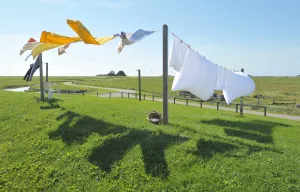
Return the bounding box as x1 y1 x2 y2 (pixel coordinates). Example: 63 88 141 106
223 71 255 104
172 48 218 101
168 35 188 72
215 66 226 90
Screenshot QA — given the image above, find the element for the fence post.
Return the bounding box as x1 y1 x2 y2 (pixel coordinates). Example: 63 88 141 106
128 93 130 98
135 93 137 99
144 94 145 100
83 92 84 96
264 106 267 116
152 95 154 101
186 99 188 106
121 92 123 98
200 100 202 108
217 102 220 110
174 97 176 104
272 98 275 104
97 92 98 97
109 92 111 98
236 104 238 113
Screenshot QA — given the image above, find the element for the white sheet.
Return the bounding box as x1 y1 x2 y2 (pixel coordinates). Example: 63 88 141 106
215 66 226 90
20 42 40 55
168 35 188 72
172 48 218 101
223 71 255 104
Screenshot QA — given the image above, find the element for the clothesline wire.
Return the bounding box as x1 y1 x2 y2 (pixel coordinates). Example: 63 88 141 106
168 30 242 72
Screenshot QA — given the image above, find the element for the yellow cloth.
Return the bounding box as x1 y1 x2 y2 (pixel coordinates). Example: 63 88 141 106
31 43 60 59
40 31 81 45
95 36 116 44
67 19 115 45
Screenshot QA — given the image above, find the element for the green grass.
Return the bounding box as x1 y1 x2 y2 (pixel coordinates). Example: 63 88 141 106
1 90 300 191
1 76 300 116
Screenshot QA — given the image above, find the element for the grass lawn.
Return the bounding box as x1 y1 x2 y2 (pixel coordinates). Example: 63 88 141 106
1 90 300 191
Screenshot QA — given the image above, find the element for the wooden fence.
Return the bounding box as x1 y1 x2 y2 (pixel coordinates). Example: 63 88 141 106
92 91 268 117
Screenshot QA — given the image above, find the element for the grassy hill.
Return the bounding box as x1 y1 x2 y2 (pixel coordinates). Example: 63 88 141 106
1 90 299 191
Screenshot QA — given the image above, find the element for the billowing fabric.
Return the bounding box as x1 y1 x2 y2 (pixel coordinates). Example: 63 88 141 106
117 29 156 53
31 43 60 59
172 48 218 101
28 54 42 81
95 36 116 44
67 19 115 45
58 43 71 55
223 71 255 104
67 19 99 44
23 64 34 81
117 37 132 53
128 29 156 43
20 38 39 55
215 66 226 90
168 35 188 72
40 31 81 45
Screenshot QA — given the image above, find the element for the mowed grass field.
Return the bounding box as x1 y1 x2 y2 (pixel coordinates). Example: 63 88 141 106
1 76 300 116
1 89 300 191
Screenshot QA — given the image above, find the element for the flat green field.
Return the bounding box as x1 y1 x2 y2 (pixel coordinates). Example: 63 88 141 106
1 90 300 191
1 76 300 116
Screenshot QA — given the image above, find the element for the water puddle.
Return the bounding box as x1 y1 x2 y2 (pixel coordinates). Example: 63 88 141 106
4 86 30 92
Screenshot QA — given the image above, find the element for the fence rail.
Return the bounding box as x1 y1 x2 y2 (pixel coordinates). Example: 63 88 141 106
92 91 268 116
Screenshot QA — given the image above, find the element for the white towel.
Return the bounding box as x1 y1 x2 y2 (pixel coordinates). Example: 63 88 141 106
172 48 218 101
215 66 226 90
20 42 40 55
168 35 188 72
223 71 255 104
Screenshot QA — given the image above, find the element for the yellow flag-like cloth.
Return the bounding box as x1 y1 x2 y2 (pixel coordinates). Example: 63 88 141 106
40 31 81 45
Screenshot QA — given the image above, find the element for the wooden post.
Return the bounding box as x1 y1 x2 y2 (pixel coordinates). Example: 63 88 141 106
236 104 239 113
217 102 220 110
152 95 154 101
264 106 267 116
137 69 141 101
46 62 48 83
186 99 188 106
144 94 145 100
240 68 244 115
174 97 176 104
128 93 130 98
83 92 84 96
39 54 44 101
109 92 111 98
163 24 168 124
97 92 98 97
121 92 123 98
200 100 203 108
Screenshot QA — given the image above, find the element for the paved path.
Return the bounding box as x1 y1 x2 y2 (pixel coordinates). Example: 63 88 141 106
65 82 300 122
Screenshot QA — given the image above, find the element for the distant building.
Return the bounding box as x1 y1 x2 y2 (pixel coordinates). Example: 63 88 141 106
116 71 126 76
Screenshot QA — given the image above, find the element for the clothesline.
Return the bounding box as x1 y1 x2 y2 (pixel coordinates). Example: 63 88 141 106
168 30 241 72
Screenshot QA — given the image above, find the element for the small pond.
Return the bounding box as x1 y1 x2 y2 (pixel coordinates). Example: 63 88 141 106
4 86 30 92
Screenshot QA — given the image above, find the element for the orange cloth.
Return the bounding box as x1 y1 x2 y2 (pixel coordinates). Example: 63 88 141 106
40 31 81 45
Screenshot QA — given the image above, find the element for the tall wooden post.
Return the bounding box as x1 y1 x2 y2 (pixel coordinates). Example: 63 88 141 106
163 24 168 124
240 68 244 115
137 69 141 101
46 62 48 83
39 54 44 101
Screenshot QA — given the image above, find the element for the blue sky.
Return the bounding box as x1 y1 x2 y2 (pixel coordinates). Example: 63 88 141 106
0 0 299 76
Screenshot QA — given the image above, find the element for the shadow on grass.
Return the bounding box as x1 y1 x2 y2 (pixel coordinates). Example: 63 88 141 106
48 110 189 179
201 119 290 144
40 98 62 110
191 139 237 159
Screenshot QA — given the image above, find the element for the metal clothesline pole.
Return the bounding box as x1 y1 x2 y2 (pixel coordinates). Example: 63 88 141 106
163 24 169 124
